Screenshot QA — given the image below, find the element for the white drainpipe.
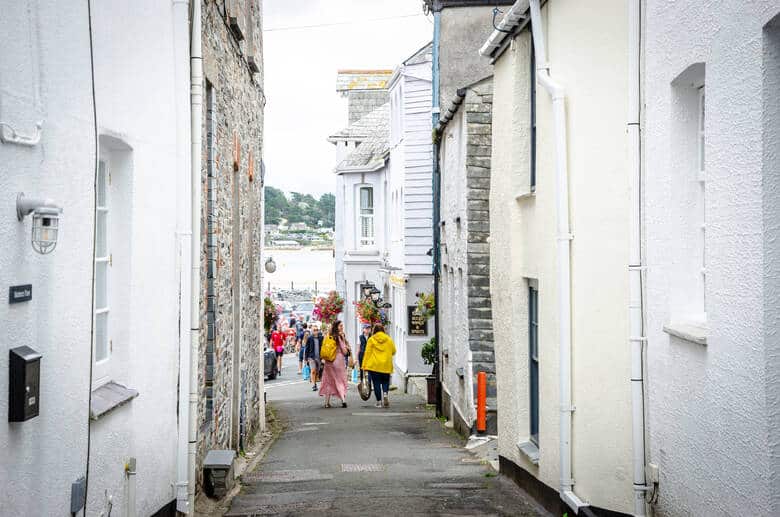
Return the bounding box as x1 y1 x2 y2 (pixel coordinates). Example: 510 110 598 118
527 0 587 512
188 0 203 513
173 0 192 512
627 0 648 515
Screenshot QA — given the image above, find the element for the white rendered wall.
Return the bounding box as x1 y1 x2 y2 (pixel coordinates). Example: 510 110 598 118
644 2 780 515
84 1 182 514
489 2 634 512
439 106 473 427
0 2 94 514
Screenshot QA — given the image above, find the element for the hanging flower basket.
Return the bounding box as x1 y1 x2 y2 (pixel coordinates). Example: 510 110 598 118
355 298 390 327
313 290 344 326
415 292 436 321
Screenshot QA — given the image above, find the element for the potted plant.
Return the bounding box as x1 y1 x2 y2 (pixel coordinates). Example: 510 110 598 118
421 337 437 404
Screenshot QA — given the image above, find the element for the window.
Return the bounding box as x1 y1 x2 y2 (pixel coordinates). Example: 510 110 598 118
530 39 537 191
359 186 375 247
528 281 539 445
668 63 706 324
93 160 111 385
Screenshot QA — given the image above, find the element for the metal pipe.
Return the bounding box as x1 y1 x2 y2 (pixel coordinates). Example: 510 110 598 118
125 458 137 517
432 8 443 416
476 371 487 433
172 0 192 512
628 0 648 514
188 0 203 513
527 0 587 511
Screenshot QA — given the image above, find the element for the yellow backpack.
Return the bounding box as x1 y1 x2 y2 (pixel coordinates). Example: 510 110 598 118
320 336 337 362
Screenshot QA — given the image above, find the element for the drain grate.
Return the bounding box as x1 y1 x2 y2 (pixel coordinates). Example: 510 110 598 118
340 463 387 472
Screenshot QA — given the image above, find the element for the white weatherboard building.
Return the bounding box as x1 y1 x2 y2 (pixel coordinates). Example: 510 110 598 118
384 44 435 385
330 79 391 347
643 2 780 515
482 1 638 514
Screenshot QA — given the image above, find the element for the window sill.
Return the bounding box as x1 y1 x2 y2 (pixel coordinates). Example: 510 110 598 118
517 441 539 465
663 320 707 346
90 381 139 420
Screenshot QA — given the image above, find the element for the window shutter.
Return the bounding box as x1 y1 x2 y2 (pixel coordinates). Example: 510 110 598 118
228 0 246 42
246 0 260 73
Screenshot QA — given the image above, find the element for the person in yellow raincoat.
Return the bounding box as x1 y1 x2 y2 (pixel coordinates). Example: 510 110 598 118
361 323 396 408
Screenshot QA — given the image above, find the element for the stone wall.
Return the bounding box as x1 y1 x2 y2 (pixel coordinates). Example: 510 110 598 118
439 78 495 434
198 0 265 480
463 80 495 406
347 90 388 124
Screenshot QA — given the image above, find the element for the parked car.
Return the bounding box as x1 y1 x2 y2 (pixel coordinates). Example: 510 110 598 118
264 345 278 380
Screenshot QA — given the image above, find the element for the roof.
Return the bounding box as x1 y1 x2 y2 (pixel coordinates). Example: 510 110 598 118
404 42 433 66
336 70 393 92
479 1 529 59
389 42 434 90
424 0 515 11
328 101 389 142
435 76 493 133
334 103 390 173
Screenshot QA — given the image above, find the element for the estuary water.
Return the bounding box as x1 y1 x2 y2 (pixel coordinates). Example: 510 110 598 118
263 248 336 293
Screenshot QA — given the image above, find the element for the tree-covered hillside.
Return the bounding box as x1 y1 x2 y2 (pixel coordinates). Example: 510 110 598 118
264 186 335 228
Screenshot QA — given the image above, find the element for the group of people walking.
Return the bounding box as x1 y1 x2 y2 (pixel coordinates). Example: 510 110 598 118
297 320 396 409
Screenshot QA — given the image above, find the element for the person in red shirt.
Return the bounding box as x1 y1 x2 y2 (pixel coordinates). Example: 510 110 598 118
271 326 285 375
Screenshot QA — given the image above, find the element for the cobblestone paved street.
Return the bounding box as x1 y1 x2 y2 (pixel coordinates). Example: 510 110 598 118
227 361 547 516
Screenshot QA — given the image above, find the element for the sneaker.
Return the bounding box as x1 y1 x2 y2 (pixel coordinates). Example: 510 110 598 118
375 402 383 408
342 402 347 408
312 384 318 391
382 393 389 408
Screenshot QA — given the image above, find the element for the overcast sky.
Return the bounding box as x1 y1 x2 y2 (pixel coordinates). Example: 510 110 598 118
262 0 433 197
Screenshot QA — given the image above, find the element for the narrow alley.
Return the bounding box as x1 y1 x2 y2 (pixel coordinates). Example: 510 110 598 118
225 356 545 517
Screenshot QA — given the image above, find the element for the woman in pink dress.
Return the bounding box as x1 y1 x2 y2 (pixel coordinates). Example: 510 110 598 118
319 320 350 408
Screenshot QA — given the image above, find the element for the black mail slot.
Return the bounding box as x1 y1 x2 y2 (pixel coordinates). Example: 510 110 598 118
9 346 41 422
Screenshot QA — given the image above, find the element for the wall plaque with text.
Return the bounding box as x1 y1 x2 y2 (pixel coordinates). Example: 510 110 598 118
408 306 428 336
9 284 32 304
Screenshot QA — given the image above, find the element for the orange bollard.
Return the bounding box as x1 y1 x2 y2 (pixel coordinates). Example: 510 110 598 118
476 371 487 434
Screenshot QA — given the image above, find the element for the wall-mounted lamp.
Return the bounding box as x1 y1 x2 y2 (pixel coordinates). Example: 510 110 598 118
16 193 62 255
264 256 276 274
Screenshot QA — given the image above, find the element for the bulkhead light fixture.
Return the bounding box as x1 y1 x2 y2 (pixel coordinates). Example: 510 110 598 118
264 256 276 274
16 193 63 255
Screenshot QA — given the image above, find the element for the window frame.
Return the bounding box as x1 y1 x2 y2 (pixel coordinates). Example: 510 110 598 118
528 281 539 445
93 159 111 387
357 185 375 248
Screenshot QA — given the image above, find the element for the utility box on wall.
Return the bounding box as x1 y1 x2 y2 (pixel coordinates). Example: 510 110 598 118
9 346 41 422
